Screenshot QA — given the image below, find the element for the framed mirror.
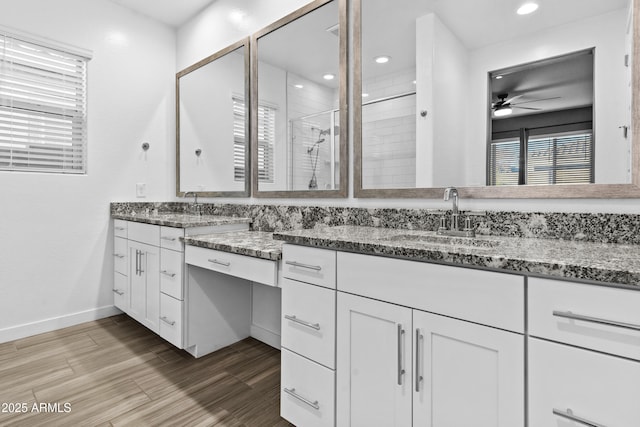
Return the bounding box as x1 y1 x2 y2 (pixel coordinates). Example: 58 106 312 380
176 38 250 197
251 0 348 198
354 0 640 198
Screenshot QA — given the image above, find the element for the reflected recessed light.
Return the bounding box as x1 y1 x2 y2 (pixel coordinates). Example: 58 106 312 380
294 84 304 89
362 93 369 98
374 55 391 64
412 80 417 84
323 73 335 80
517 3 538 15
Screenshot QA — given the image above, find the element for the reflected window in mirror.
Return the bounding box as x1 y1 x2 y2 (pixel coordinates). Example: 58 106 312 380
354 0 638 198
252 0 348 197
176 39 250 197
488 50 595 186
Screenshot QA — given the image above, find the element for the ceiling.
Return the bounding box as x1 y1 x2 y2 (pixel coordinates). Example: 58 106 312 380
107 0 217 27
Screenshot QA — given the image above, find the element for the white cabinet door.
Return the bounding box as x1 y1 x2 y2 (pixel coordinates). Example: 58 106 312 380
529 338 640 427
413 311 525 427
337 292 412 427
129 241 160 333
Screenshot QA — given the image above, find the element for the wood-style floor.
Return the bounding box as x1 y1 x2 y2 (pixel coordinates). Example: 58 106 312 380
0 315 293 426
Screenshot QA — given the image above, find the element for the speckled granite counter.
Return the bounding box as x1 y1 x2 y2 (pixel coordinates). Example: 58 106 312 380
183 231 283 261
112 212 251 228
273 226 640 287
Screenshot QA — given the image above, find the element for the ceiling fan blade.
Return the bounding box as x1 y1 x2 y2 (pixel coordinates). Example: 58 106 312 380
503 94 523 104
512 96 561 106
513 106 542 110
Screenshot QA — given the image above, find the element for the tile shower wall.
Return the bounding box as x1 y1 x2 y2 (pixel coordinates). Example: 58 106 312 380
362 68 417 189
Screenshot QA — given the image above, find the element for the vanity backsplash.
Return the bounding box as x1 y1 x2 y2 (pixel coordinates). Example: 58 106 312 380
110 202 640 245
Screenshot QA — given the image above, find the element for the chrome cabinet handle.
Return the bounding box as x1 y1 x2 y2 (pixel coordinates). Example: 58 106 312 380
284 314 320 331
553 408 607 427
553 310 640 331
160 270 176 278
415 329 423 392
135 250 139 275
285 260 322 271
161 236 177 241
283 387 319 410
160 316 176 326
138 251 144 275
208 258 231 267
397 324 405 386
114 253 125 259
115 226 125 231
113 289 124 296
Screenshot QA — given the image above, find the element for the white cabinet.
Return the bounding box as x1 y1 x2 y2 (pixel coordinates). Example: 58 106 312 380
128 240 160 333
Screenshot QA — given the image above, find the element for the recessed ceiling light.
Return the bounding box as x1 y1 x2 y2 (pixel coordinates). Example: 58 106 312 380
374 55 391 64
495 75 503 80
323 73 335 80
362 93 369 98
294 84 304 89
517 3 539 15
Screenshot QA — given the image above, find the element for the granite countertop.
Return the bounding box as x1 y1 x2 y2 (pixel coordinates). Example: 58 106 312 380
273 225 640 287
112 212 251 228
183 231 283 261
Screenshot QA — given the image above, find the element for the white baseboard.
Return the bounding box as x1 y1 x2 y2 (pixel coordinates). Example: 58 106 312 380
0 305 122 344
250 324 281 349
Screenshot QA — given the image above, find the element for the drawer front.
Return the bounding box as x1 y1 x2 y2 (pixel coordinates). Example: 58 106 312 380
160 226 184 252
113 272 129 312
529 338 640 426
127 221 160 246
160 248 184 300
114 219 128 238
282 278 336 369
114 237 128 275
282 244 336 289
337 251 524 333
281 348 335 427
160 293 183 349
185 245 277 287
529 277 640 360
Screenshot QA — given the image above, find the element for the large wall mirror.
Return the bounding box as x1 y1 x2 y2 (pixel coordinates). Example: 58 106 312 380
251 0 348 198
354 0 640 198
176 38 250 197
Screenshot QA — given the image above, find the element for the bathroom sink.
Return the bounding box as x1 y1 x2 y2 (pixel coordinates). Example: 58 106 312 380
381 232 501 249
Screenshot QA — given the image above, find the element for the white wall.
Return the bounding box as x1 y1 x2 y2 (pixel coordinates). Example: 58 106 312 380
0 0 175 341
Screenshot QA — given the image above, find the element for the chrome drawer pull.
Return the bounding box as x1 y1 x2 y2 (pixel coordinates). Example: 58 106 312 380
283 387 319 410
115 226 126 231
160 316 176 326
285 260 322 271
553 310 640 331
114 254 125 259
284 315 320 331
112 289 124 296
161 270 176 278
208 258 231 267
397 324 405 386
415 329 423 392
161 236 177 242
553 408 607 427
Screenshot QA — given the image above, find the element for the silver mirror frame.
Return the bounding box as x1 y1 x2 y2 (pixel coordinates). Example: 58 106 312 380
353 0 640 199
251 0 348 198
176 38 251 198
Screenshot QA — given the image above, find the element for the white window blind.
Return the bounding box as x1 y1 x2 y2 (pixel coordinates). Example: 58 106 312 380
0 33 88 174
233 95 275 183
489 131 593 185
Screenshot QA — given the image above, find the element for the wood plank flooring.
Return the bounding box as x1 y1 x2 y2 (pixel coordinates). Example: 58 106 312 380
0 315 293 426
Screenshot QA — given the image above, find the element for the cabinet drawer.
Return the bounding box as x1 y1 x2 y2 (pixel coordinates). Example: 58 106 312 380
113 272 128 312
160 293 183 349
337 252 524 333
114 237 128 275
282 278 336 369
160 248 184 300
185 245 277 287
127 221 160 246
529 277 640 360
160 226 184 252
282 244 336 289
114 219 128 238
529 338 640 426
281 348 335 427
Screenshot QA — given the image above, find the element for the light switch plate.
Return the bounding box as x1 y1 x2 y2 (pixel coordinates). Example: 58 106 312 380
136 183 146 198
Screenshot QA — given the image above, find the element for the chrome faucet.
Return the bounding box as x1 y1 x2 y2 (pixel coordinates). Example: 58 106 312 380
438 187 475 237
183 191 201 215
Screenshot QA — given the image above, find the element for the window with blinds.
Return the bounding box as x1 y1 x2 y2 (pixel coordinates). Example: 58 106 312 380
0 32 89 174
233 96 275 183
489 131 593 185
